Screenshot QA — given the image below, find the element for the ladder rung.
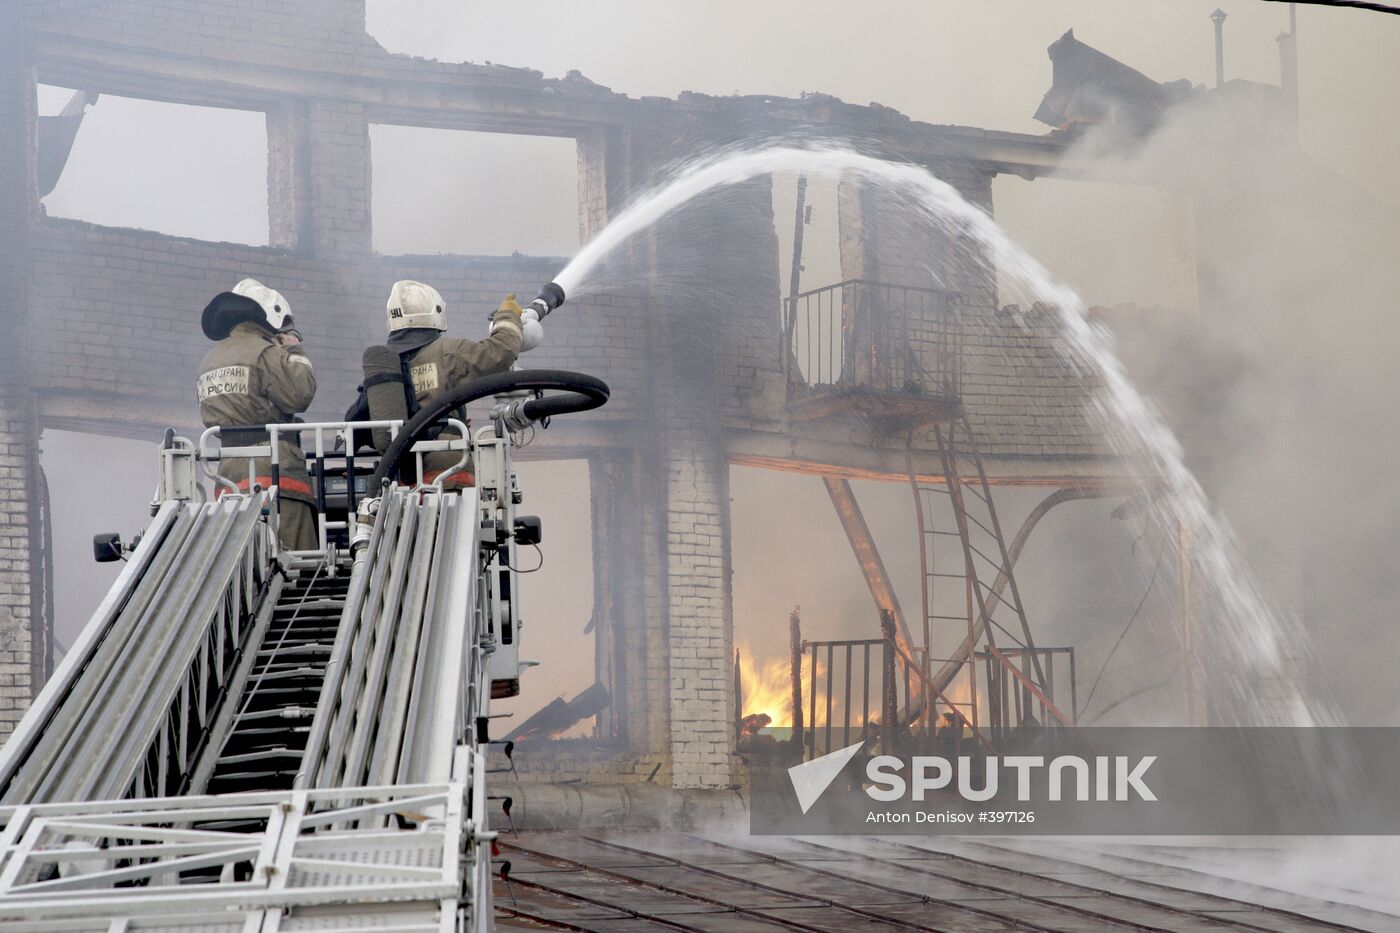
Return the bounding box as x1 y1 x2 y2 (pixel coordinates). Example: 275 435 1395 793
976 587 1022 613
275 598 345 612
246 667 322 681
964 513 997 539
216 748 302 765
254 638 330 652
223 729 308 743
968 544 1004 572
208 769 298 783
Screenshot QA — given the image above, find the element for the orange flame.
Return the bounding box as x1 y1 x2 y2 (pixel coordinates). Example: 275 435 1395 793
736 645 799 727
738 643 981 731
738 643 852 728
934 668 977 727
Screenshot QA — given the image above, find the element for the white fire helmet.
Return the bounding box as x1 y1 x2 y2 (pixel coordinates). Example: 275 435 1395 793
386 280 446 334
232 278 293 332
201 277 294 340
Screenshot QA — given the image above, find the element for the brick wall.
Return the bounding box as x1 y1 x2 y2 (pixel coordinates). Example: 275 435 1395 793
0 7 42 737
27 222 648 427
28 0 376 80
26 0 607 106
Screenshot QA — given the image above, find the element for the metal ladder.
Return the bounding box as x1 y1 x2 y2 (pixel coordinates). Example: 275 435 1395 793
0 371 606 929
910 412 1069 733
204 567 352 796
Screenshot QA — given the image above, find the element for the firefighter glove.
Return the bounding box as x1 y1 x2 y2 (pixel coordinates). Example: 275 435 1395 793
490 294 524 339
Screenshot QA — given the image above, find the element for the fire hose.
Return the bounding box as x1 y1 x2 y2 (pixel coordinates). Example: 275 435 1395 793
367 366 610 493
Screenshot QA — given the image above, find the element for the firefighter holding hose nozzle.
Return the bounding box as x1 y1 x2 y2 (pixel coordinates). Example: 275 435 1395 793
356 280 551 487
197 278 319 550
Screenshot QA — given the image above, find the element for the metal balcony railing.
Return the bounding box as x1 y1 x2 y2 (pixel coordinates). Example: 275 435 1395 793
784 279 960 398
792 612 1077 763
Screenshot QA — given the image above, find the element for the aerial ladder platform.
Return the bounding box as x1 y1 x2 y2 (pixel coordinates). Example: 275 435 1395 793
0 367 608 932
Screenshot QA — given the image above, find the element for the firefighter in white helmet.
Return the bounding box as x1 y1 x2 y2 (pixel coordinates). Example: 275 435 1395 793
360 280 541 487
198 278 318 550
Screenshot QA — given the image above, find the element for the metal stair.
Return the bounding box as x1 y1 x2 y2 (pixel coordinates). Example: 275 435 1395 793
910 412 1072 734
203 567 351 796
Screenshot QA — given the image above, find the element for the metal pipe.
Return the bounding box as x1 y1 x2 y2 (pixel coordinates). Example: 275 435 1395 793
10 508 201 803
398 495 462 783
0 503 183 801
88 499 263 801
788 609 803 756
43 502 233 801
1211 9 1228 88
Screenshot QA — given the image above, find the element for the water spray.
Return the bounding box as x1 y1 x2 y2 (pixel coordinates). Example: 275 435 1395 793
546 143 1331 726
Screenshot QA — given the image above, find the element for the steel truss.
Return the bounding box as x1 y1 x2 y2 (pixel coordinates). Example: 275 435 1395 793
0 768 493 932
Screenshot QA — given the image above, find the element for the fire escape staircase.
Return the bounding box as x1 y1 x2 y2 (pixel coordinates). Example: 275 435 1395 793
779 221 1072 750
911 414 1073 737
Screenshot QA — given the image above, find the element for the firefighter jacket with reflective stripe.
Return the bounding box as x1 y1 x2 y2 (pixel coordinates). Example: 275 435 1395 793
198 321 318 503
379 321 521 485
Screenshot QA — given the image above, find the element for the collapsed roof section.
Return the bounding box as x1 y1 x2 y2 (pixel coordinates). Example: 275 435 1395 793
1034 29 1197 133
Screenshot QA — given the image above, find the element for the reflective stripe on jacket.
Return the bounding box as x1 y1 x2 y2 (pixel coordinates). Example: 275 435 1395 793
198 321 317 504
372 323 521 483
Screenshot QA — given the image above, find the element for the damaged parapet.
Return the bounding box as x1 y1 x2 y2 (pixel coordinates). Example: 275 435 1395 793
1034 29 1196 132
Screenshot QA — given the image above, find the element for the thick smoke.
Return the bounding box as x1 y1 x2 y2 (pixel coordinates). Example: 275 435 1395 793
1065 87 1400 725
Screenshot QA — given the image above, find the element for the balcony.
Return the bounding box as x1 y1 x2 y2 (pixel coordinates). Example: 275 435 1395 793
784 279 961 433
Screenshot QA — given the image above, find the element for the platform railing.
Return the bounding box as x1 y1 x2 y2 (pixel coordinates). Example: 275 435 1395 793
0 782 467 929
195 417 470 559
784 278 960 396
801 632 992 761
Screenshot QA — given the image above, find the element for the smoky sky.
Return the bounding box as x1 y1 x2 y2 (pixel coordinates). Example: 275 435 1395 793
33 1 1400 726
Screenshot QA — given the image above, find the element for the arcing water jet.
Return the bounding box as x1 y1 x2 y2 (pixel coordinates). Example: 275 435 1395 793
548 143 1328 727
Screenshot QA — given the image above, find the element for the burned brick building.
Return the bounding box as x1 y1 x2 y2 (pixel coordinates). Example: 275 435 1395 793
0 1 1248 790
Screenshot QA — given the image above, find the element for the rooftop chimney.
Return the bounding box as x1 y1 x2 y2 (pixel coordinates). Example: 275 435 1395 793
1277 3 1299 119
1211 9 1228 88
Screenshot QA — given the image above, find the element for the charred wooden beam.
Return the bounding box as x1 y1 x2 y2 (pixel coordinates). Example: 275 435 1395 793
822 477 915 654
506 683 612 742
